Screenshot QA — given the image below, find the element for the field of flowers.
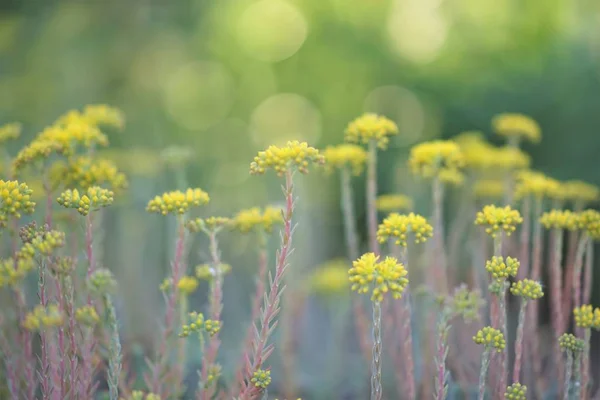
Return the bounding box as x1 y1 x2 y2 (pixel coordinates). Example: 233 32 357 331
0 107 599 400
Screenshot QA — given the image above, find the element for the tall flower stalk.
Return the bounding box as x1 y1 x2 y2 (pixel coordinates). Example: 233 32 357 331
559 333 585 400
572 305 600 399
474 326 506 400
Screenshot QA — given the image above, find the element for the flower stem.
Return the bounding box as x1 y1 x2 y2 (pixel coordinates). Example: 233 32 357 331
518 195 531 280
573 351 582 400
564 350 573 400
512 300 527 383
64 276 78 400
397 247 415 400
572 234 588 338
528 197 544 397
478 348 491 400
434 309 450 400
581 328 591 399
550 228 565 393
38 259 51 400
583 239 594 306
371 301 383 400
104 293 122 400
367 140 380 255
432 177 447 294
239 169 295 400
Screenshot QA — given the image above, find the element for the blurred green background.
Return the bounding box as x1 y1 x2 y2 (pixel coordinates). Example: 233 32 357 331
2 0 600 397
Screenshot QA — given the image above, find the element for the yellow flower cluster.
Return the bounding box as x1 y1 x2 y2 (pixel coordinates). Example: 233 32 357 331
576 209 600 238
75 305 100 327
11 139 64 172
449 285 484 322
485 256 520 281
82 104 125 130
50 256 75 276
57 187 114 216
377 212 433 247
348 253 408 302
195 263 232 281
558 333 585 353
232 206 283 233
51 156 128 192
22 304 64 332
344 113 399 150
0 180 36 226
205 364 222 388
504 383 527 400
177 276 199 295
573 305 600 329
473 179 505 200
438 168 465 186
179 311 221 337
0 257 35 288
510 279 543 300
475 205 523 237
311 259 349 296
322 144 368 175
250 140 324 176
540 210 578 231
473 326 505 350
514 171 560 200
492 113 541 143
187 217 231 233
88 268 117 295
146 188 209 216
563 180 599 204
251 369 272 389
0 122 21 144
122 391 160 400
375 194 413 212
408 140 465 180
19 230 65 258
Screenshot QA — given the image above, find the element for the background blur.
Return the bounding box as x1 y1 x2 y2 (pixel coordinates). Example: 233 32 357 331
2 0 600 397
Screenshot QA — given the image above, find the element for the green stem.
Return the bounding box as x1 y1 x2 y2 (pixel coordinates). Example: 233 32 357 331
104 294 122 400
367 140 379 255
478 348 491 400
371 301 383 400
564 350 573 400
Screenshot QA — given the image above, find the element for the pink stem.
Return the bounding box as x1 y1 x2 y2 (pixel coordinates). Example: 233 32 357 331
199 231 224 400
14 286 36 400
38 260 51 400
513 301 527 384
66 280 77 400
550 228 565 394
366 140 380 255
528 198 544 397
583 239 594 306
239 170 294 399
518 196 531 280
573 235 588 338
432 177 448 294
85 214 95 281
55 279 66 400
436 323 447 400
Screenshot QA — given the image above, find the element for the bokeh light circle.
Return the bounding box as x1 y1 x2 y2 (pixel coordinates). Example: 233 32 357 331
250 93 322 146
163 61 235 130
237 0 308 63
364 86 425 145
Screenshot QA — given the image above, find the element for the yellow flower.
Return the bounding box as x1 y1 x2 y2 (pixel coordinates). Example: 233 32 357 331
473 179 505 200
82 104 125 130
449 285 484 322
57 187 114 216
11 139 64 173
250 140 324 176
510 279 543 300
377 212 433 247
540 210 578 231
232 206 283 233
0 257 35 288
0 180 36 226
438 168 465 186
505 383 527 400
0 122 21 144
563 180 599 205
251 369 271 389
196 263 231 280
344 113 399 150
322 144 368 175
23 304 64 332
18 230 65 259
311 259 350 296
179 311 221 337
574 305 595 328
475 205 523 237
42 115 109 151
577 209 600 239
146 188 209 216
348 253 408 303
492 113 541 143
88 268 117 295
187 217 231 233
485 256 519 281
473 326 505 350
514 171 560 200
177 276 199 295
50 156 128 192
75 305 100 326
375 194 413 213
558 333 585 353
408 140 464 179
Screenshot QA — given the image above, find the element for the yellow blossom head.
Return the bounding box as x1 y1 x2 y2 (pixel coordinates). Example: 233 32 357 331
322 144 368 175
87 268 117 295
82 104 125 130
0 180 36 226
348 253 408 303
408 140 465 180
0 122 21 144
475 205 523 237
377 212 433 247
146 188 209 216
75 305 100 327
563 180 599 205
576 210 600 239
375 194 413 213
449 285 485 322
196 263 231 281
574 305 595 328
540 210 578 231
0 257 35 288
250 140 323 176
473 326 505 351
510 279 543 300
177 276 199 295
50 156 128 192
251 369 272 389
187 217 231 233
514 171 560 200
23 304 64 332
344 113 398 150
179 311 221 337
492 113 541 144
11 139 64 173
311 259 350 296
505 383 527 400
58 187 114 216
18 229 66 259
485 256 519 281
232 206 283 234
558 333 585 353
